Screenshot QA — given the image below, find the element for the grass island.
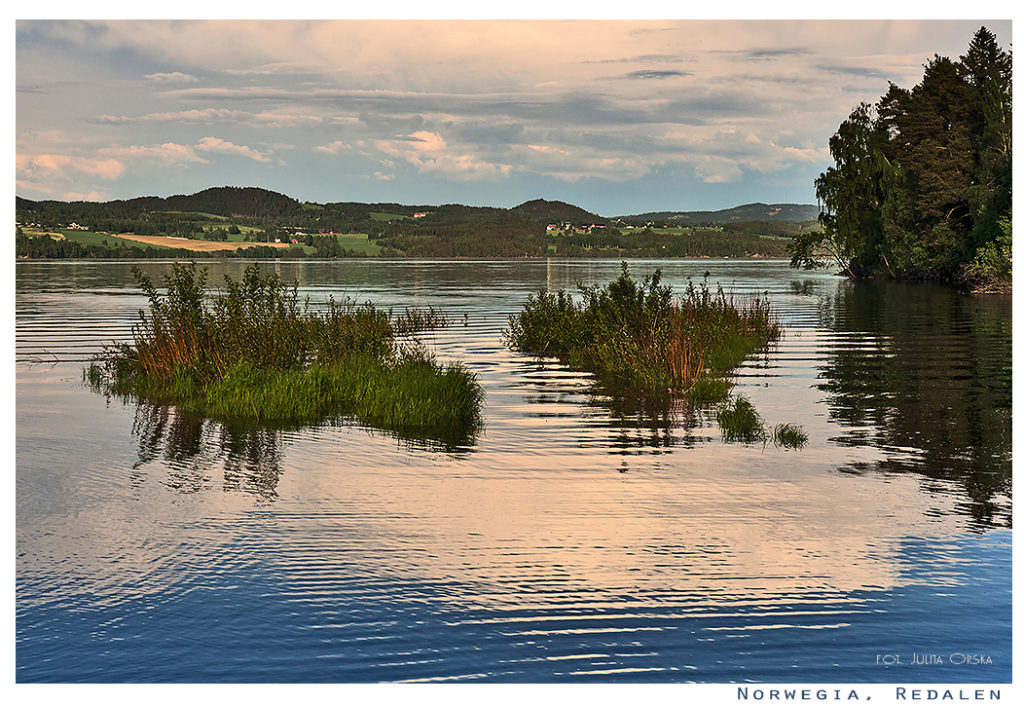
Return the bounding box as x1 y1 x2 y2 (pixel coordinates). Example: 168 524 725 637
504 264 807 448
86 262 483 445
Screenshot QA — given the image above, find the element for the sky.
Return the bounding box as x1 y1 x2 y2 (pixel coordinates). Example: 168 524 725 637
15 18 1012 216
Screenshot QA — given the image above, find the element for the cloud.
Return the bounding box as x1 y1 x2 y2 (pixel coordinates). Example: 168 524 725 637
195 137 272 162
744 47 811 59
375 131 511 181
93 108 323 128
94 108 249 124
101 142 206 165
315 141 352 154
816 63 892 79
17 19 1008 209
16 153 125 180
586 53 686 64
16 179 56 196
219 62 324 77
62 190 107 201
622 70 691 80
144 71 198 82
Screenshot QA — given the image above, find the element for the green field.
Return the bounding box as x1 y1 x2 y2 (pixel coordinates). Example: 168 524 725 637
369 212 410 222
334 233 381 255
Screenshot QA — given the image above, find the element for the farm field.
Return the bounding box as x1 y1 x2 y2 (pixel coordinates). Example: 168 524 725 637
110 233 292 252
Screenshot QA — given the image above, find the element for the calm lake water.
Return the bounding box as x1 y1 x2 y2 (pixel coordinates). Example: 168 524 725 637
15 258 1011 683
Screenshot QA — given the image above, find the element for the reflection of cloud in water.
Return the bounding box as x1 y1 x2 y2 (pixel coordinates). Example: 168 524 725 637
264 436 971 614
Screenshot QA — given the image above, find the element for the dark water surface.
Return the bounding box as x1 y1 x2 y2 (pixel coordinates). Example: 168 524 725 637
16 258 1011 683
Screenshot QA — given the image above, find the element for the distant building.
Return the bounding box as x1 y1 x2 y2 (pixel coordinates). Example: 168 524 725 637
413 212 428 218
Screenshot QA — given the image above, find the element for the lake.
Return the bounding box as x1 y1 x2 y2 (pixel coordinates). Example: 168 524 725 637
15 258 1011 683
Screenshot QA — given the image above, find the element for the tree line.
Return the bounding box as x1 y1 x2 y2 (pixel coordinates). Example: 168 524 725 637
789 27 1011 288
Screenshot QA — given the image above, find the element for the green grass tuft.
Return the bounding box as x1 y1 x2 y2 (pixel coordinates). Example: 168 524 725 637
771 423 808 449
716 395 767 444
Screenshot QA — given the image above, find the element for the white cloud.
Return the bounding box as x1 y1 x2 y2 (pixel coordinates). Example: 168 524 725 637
195 137 272 162
375 131 511 181
62 190 107 201
315 140 352 154
95 108 249 124
100 142 206 165
144 71 198 82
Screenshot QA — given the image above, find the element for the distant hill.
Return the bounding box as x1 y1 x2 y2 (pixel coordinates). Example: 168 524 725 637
159 186 302 218
510 198 603 223
17 186 303 220
16 188 815 229
619 202 819 225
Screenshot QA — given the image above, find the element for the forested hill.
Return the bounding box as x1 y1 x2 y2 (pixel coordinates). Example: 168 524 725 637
17 186 304 220
15 190 600 223
509 199 603 223
619 203 819 225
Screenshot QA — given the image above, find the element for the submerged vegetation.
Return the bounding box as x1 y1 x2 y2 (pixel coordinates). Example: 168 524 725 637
86 262 483 445
505 264 806 447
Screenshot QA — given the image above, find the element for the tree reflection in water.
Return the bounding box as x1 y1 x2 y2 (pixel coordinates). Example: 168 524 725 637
817 281 1011 528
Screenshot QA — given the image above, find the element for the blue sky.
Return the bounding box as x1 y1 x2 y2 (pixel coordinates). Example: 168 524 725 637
15 19 1011 215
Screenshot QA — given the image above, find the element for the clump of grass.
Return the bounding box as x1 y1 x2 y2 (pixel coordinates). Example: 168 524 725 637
716 395 767 444
504 263 780 394
87 262 483 441
771 423 808 449
715 397 808 449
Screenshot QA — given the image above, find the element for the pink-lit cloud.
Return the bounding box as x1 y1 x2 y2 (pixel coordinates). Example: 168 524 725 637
195 137 272 162
16 153 125 181
375 131 512 181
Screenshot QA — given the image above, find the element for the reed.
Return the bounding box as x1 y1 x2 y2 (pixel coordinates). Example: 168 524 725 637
504 263 781 394
87 262 483 439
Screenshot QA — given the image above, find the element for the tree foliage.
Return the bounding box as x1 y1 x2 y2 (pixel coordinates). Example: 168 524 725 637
791 27 1011 286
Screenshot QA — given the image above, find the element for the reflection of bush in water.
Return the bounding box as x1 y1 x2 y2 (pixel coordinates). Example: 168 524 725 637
131 403 284 499
128 401 477 500
588 385 806 452
717 396 767 444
